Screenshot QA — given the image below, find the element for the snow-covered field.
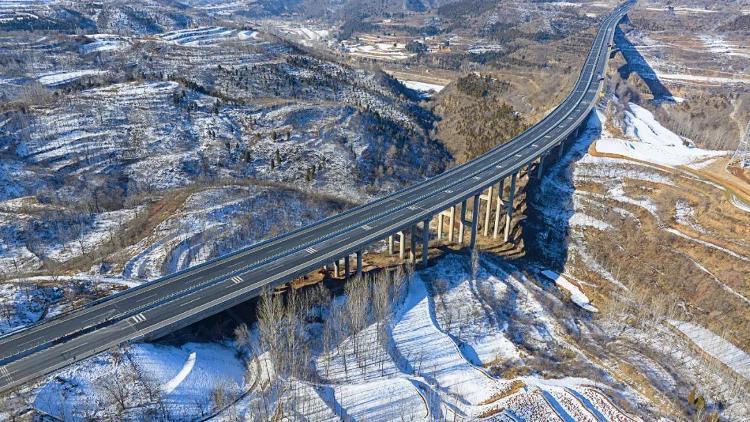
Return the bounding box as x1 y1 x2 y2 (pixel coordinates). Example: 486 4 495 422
341 35 414 61
594 102 726 167
155 26 256 47
81 34 131 54
699 35 750 60
266 22 330 46
33 342 246 419
400 80 446 97
670 320 750 381
36 70 108 86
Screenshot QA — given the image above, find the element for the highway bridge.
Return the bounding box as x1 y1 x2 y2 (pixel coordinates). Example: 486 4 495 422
0 1 633 395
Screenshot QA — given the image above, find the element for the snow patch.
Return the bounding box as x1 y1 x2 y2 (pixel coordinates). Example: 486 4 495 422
400 80 445 96
161 351 196 394
670 320 750 381
731 195 750 213
569 212 611 230
595 103 726 167
541 270 599 313
37 70 107 86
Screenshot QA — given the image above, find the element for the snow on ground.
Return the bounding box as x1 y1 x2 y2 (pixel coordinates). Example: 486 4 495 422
336 378 429 420
161 351 196 394
400 80 445 97
595 103 726 167
33 342 245 420
36 70 108 86
665 227 750 263
686 157 717 170
731 195 750 213
81 34 130 54
674 200 706 233
699 35 750 59
568 212 611 230
342 35 414 61
154 26 255 47
0 283 62 335
541 270 598 313
39 208 142 264
644 6 717 14
652 72 750 86
422 254 521 366
669 321 750 381
268 22 330 45
391 274 505 407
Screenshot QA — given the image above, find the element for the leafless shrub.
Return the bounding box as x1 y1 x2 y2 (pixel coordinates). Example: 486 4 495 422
14 81 54 109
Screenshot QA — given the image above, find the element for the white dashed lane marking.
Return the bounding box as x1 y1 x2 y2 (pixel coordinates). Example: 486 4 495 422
130 313 146 324
0 366 11 381
305 247 317 254
231 276 243 284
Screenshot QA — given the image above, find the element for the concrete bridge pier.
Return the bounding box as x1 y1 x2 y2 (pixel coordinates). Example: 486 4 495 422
458 200 467 245
493 179 505 239
398 231 405 259
437 208 454 243
537 152 549 179
333 261 339 277
422 218 430 267
410 225 418 263
481 185 494 237
356 251 363 277
448 206 456 242
469 194 481 250
388 235 394 255
344 255 350 280
504 173 518 243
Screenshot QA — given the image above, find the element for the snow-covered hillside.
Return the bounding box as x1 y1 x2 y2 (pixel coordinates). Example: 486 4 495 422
22 255 642 420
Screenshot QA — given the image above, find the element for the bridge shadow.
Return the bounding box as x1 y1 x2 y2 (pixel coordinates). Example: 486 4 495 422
614 26 674 101
522 111 603 274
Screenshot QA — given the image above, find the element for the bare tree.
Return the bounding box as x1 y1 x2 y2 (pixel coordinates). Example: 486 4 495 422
257 288 283 378
233 323 250 353
345 276 371 371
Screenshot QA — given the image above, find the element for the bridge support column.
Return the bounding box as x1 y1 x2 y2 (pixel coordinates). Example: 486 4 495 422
504 173 517 243
537 154 546 179
398 231 405 260
458 200 467 245
469 194 480 250
437 213 444 241
344 255 350 281
356 251 363 278
422 219 430 267
448 206 455 243
493 179 504 239
333 261 339 277
483 185 493 237
388 235 394 255
410 225 418 264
